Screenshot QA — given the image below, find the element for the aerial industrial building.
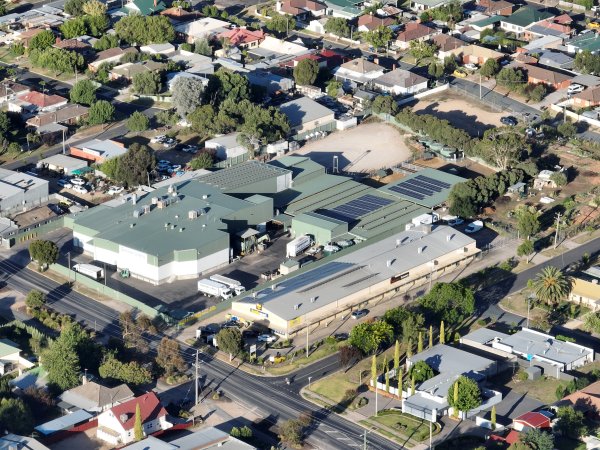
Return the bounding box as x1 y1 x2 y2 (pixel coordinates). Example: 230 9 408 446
0 168 49 213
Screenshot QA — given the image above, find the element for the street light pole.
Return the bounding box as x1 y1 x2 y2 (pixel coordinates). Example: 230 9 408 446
195 349 199 405
306 315 309 358
308 376 312 390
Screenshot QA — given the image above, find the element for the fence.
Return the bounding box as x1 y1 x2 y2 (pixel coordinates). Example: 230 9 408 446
558 0 586 10
49 263 168 321
213 153 250 169
551 103 600 129
177 297 234 327
397 83 450 106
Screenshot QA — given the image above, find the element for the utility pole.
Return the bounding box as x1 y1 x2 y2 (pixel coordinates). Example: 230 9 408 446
553 213 562 249
429 419 433 450
363 430 367 450
195 349 199 405
306 320 309 358
479 73 482 99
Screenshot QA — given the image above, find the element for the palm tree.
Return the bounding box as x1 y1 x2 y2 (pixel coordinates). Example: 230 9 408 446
532 266 572 306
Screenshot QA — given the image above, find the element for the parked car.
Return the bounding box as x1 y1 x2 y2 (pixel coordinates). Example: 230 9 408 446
71 177 86 186
257 334 277 343
453 69 467 78
465 220 484 234
567 84 584 95
107 186 124 195
351 309 369 319
500 116 518 126
57 178 71 187
464 63 478 71
151 135 166 143
72 185 88 194
181 144 198 153
447 217 464 226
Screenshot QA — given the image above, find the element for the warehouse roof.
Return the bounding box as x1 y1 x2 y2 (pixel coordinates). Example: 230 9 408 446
39 154 88 171
0 170 47 197
234 225 477 320
293 211 347 230
279 97 334 128
199 160 291 193
380 168 466 208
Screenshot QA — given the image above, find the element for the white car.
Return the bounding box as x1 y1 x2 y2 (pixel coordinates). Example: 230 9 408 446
151 135 166 144
107 186 124 195
71 177 86 186
465 220 484 234
448 217 464 226
257 334 277 343
72 185 88 194
61 182 73 190
464 63 478 71
567 84 584 94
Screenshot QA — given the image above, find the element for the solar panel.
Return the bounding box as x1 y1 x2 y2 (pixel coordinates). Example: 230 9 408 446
320 194 394 222
405 179 443 193
401 182 435 196
388 185 425 200
415 175 451 189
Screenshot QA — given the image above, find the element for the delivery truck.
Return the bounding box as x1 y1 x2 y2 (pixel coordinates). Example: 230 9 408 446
73 263 104 280
209 274 245 295
286 235 313 257
198 279 233 300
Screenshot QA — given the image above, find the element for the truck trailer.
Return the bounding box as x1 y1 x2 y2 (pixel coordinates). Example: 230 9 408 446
73 263 104 280
286 235 313 257
198 279 233 300
209 275 245 295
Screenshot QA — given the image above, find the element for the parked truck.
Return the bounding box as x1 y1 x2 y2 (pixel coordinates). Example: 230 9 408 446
209 274 245 295
286 235 313 258
73 263 104 280
405 212 440 230
198 279 233 300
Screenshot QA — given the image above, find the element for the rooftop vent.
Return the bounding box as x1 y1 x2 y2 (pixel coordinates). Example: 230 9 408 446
395 239 400 248
133 209 142 218
446 234 454 242
386 260 392 267
130 223 135 228
132 193 137 205
202 194 208 200
189 210 198 219
310 297 316 303
120 413 128 424
151 197 158 205
418 247 423 254
294 304 300 310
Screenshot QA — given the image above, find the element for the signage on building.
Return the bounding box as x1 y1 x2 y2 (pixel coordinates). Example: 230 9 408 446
391 272 410 284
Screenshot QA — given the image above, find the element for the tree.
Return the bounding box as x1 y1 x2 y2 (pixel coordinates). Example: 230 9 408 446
82 0 107 16
420 282 475 325
532 266 572 306
65 0 87 16
555 406 587 440
194 38 212 56
70 79 97 105
557 121 577 139
516 208 540 239
428 325 433 349
448 182 478 217
189 151 215 169
382 306 412 337
394 340 400 373
417 331 423 353
385 363 390 392
0 398 33 434
443 55 457 73
293 59 319 86
550 171 568 187
87 100 115 125
520 428 554 450
29 30 56 51
99 353 152 385
428 62 444 79
496 67 526 90
172 76 204 120
204 68 250 107
478 128 527 170
132 71 162 95
440 321 445 344
401 313 424 344
364 26 393 50
349 321 394 354
339 345 361 368
491 405 496 430
26 290 46 310
29 47 84 74
371 354 377 385
517 239 534 263
134 403 143 441
279 419 303 447
324 17 350 37
480 59 500 78
217 328 243 361
115 15 174 45
409 40 437 62
85 14 110 36
408 360 434 383
43 333 80 391
116 143 155 187
29 239 59 269
156 337 186 376
60 18 87 39
93 34 120 51
326 80 342 97
127 111 150 132
266 14 295 36
372 95 398 115
406 338 413 359
100 156 120 180
447 376 481 416
528 84 546 103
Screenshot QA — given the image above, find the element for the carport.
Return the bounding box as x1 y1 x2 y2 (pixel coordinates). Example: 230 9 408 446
38 154 88 175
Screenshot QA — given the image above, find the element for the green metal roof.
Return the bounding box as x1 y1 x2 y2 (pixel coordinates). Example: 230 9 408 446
380 168 466 209
567 33 600 52
126 0 166 15
199 160 291 194
293 211 347 231
471 15 504 27
501 6 553 27
0 339 20 359
324 0 361 14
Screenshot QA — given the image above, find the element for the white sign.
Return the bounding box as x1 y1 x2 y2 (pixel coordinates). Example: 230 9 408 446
250 344 257 355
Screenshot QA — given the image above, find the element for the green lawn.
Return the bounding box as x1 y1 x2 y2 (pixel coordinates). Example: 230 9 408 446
310 371 358 404
507 375 568 404
266 341 344 376
371 411 437 442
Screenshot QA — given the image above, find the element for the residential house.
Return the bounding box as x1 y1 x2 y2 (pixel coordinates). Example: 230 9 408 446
140 43 176 55
247 70 295 94
411 0 454 11
282 53 327 70
556 379 600 421
395 22 437 50
357 14 395 32
432 33 465 60
276 0 327 20
500 6 554 40
168 50 214 76
522 63 572 89
14 28 44 48
324 0 361 19
373 68 428 95
109 60 166 82
38 154 88 175
279 96 335 139
205 133 247 160
467 15 504 33
218 28 265 49
572 85 600 108
69 139 127 163
520 35 564 53
53 38 93 55
167 72 208 92
318 49 344 70
26 104 89 129
9 91 68 117
96 392 171 445
333 57 385 84
307 17 328 34
121 0 166 16
533 168 564 190
0 81 30 104
461 327 594 378
570 74 600 88
122 427 257 450
89 47 138 71
0 339 34 375
0 434 49 450
59 381 135 413
567 266 600 311
512 411 551 431
566 32 600 54
159 7 202 23
401 344 500 421
174 17 230 44
378 5 402 17
537 50 574 70
475 0 513 16
449 44 504 65
527 16 573 40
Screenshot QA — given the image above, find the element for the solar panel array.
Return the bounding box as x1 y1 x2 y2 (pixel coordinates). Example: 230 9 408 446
388 175 451 202
320 194 393 222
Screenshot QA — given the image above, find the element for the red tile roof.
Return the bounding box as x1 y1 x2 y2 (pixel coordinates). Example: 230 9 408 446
396 22 435 42
358 14 395 30
108 393 167 431
514 411 551 429
219 28 265 46
18 91 66 108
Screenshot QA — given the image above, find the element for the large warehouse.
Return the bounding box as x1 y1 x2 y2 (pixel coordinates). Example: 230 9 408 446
67 170 275 285
232 224 480 337
0 168 49 213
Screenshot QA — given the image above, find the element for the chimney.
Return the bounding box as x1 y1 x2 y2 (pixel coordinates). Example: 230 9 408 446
120 413 128 423
82 374 87 385
374 57 379 65
131 193 137 205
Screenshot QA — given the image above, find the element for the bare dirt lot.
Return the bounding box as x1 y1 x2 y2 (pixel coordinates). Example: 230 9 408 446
412 93 506 136
288 122 412 173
